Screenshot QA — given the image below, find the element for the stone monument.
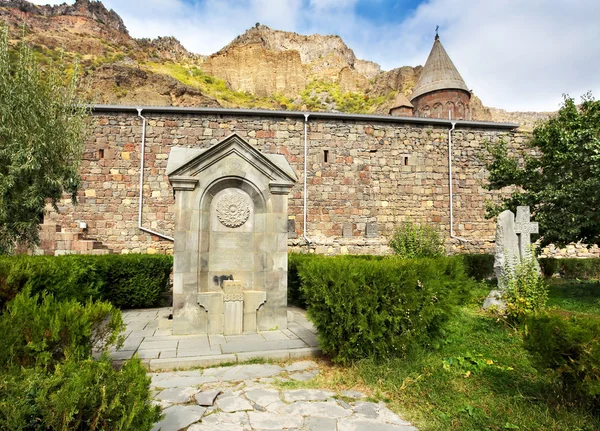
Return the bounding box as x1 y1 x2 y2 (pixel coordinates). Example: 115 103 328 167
166 134 297 334
483 206 539 309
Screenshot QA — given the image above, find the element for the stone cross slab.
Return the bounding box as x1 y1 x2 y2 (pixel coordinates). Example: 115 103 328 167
514 206 538 259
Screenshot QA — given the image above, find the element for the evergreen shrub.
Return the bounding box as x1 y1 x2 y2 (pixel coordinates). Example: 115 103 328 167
299 255 473 363
94 254 172 308
288 253 387 308
0 254 172 310
524 313 600 410
0 290 161 430
539 257 600 279
0 289 123 369
0 356 161 431
288 253 313 308
389 221 444 258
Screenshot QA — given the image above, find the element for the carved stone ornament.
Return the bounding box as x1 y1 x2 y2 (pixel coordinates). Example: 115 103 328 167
216 191 250 228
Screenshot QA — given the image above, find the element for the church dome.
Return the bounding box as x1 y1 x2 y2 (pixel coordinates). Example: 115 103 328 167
410 35 469 102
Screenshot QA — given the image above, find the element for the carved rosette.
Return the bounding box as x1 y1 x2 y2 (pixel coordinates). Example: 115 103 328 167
216 192 250 228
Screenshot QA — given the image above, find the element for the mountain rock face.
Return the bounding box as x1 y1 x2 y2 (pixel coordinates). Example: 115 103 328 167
2 0 127 34
203 43 307 98
0 0 551 127
204 24 386 95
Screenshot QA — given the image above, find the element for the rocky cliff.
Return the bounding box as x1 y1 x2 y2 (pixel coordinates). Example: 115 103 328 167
2 0 127 34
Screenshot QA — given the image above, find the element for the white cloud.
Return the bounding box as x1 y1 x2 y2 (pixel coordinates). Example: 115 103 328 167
22 0 600 111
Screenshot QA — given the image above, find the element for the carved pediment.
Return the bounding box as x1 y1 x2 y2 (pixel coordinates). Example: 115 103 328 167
167 134 297 191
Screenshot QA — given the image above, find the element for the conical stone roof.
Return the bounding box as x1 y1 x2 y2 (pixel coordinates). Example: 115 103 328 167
389 92 413 112
410 36 469 101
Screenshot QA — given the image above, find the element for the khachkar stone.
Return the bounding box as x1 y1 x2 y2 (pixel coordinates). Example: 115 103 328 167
166 133 297 335
514 206 539 262
483 206 540 310
483 209 520 310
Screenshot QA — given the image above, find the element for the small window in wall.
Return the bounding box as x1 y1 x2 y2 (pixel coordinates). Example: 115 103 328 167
404 156 409 166
98 149 104 159
323 150 329 163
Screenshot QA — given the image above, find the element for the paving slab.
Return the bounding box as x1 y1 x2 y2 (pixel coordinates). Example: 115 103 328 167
155 387 199 404
244 388 281 407
216 394 254 412
248 411 304 429
304 416 338 431
150 405 206 431
195 389 222 406
289 369 319 381
283 389 336 402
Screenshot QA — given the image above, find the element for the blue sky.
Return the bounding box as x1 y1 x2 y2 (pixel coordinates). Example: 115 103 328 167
31 0 600 112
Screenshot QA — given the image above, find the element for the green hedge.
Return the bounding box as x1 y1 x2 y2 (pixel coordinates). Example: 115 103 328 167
524 313 600 409
0 290 161 430
539 258 600 279
298 255 474 363
288 253 388 308
0 254 172 310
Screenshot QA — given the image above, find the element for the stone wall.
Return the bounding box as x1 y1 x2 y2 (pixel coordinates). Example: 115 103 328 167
44 109 526 256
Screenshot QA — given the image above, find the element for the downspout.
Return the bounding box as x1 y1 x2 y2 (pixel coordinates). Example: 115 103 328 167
448 113 468 242
137 108 174 241
303 113 312 245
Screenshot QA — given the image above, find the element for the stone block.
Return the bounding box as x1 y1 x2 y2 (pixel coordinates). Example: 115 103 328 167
343 223 353 238
365 223 378 238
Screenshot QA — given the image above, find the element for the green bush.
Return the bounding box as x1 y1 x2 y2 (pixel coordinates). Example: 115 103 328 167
0 289 123 369
299 255 473 363
539 257 600 279
0 356 161 431
0 290 161 430
0 254 172 310
288 253 313 308
460 254 495 280
501 253 548 322
288 253 387 308
94 254 172 308
389 222 444 258
524 313 600 410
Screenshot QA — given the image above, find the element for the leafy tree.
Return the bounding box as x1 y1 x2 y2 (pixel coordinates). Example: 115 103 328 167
485 93 600 247
0 26 88 254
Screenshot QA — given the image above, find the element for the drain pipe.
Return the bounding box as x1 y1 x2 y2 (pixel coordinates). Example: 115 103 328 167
303 113 312 245
448 112 468 242
137 108 174 241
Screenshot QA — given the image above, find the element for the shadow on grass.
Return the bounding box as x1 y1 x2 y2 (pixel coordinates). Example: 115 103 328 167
547 279 600 315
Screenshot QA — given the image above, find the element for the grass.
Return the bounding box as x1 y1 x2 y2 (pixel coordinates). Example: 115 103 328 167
547 279 600 314
287 279 600 430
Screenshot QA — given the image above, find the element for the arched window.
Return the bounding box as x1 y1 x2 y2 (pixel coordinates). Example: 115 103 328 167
457 102 465 120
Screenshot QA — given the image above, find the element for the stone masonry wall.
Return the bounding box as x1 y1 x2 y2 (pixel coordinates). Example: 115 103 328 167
45 110 527 256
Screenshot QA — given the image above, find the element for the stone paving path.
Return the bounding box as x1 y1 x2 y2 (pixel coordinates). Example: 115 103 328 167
150 360 418 431
114 307 320 370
